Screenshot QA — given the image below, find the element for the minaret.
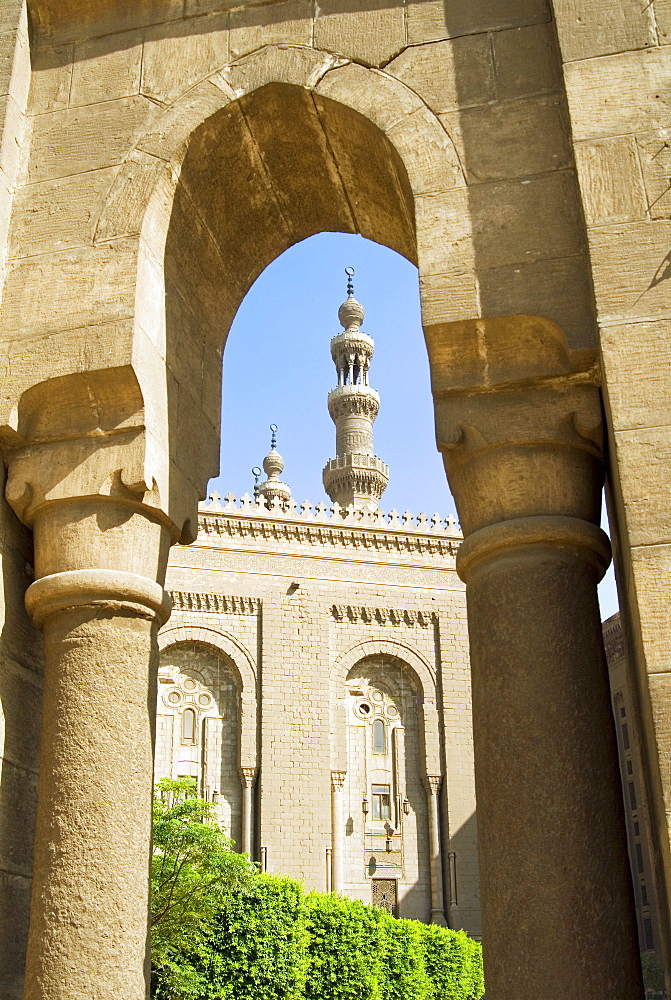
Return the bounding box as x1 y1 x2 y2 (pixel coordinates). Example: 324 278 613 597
322 269 389 512
257 424 292 505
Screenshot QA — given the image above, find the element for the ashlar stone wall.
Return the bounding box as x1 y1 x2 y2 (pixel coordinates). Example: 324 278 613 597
162 496 479 933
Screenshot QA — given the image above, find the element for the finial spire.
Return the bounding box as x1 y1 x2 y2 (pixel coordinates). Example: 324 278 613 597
323 274 389 512
257 424 291 506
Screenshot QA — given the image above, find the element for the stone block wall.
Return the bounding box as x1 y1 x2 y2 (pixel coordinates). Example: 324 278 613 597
0 466 43 1000
162 499 480 934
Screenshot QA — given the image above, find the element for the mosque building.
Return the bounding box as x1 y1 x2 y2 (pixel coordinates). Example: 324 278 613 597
153 274 661 957
154 274 480 933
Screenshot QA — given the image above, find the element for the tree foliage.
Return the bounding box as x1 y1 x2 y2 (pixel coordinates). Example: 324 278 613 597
151 778 254 998
150 780 484 1000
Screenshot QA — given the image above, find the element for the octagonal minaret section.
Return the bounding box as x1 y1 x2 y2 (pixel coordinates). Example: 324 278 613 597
322 270 389 512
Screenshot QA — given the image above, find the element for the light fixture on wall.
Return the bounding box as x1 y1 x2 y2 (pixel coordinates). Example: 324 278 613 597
362 793 369 817
403 796 410 815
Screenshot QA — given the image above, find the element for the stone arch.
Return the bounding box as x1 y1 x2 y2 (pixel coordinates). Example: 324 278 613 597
86 45 471 538
158 624 257 767
332 639 440 776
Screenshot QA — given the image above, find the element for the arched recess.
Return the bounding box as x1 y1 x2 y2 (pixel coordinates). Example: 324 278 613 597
158 624 257 768
93 44 468 538
331 638 441 777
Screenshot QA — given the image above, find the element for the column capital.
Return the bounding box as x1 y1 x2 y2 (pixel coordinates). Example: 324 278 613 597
240 766 257 788
456 515 611 585
426 315 604 537
424 774 443 795
0 368 186 542
25 568 172 628
331 770 347 789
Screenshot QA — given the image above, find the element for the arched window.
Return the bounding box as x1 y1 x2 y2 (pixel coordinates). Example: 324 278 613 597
373 718 386 755
182 708 196 745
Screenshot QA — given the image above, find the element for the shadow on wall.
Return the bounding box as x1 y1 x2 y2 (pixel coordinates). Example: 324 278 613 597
27 0 440 53
0 461 43 1000
446 810 479 936
431 0 597 352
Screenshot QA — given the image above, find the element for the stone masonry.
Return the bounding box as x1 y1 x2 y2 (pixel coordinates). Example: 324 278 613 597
161 490 478 929
0 1 667 998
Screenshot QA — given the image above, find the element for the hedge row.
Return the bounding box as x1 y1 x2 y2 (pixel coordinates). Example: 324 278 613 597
168 874 484 1000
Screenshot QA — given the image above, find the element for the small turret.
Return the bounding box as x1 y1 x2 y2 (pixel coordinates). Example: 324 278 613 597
322 269 389 512
257 424 292 505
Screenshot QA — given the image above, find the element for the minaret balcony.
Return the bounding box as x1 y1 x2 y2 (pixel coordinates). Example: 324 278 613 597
322 453 390 477
330 330 375 361
327 385 380 420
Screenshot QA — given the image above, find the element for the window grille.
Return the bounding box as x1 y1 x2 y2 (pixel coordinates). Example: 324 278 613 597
372 878 397 915
372 784 391 821
628 781 637 811
644 917 654 951
636 843 644 874
182 707 197 745
622 724 630 750
642 884 648 906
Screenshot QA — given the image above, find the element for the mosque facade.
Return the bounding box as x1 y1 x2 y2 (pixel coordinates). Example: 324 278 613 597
154 281 666 958
154 281 481 933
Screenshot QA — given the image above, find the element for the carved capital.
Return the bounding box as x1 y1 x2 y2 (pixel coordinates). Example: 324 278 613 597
331 770 347 790
426 316 604 536
456 515 611 585
26 569 172 628
424 774 442 795
240 767 257 788
0 368 186 541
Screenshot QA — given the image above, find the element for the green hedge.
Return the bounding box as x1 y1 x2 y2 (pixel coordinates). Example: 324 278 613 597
153 873 484 1000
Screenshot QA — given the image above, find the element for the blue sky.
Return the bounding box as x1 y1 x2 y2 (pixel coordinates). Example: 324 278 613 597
208 231 619 620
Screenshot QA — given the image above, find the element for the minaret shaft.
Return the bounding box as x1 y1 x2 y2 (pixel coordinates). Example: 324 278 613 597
323 272 388 512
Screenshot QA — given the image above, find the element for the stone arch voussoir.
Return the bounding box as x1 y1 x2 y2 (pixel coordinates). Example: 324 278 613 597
96 46 465 245
332 638 441 776
158 622 257 767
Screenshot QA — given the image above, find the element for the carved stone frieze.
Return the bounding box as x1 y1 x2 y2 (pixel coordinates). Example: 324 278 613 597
603 616 625 662
331 604 436 627
196 500 461 559
170 591 259 615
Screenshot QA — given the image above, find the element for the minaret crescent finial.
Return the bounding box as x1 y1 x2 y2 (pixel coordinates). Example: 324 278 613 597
323 273 389 512
257 424 291 505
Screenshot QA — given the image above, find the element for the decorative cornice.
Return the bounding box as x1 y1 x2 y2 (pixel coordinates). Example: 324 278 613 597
328 390 380 420
197 494 461 559
603 614 625 663
170 590 259 615
332 604 436 627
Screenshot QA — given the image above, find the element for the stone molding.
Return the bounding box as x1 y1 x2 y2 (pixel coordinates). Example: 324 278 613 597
26 568 172 627
603 614 625 663
424 774 443 795
456 515 611 585
170 590 259 615
331 604 436 627
197 494 461 558
157 623 258 768
332 638 441 775
240 767 257 788
327 389 380 420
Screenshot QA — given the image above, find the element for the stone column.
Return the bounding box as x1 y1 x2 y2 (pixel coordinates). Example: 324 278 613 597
331 770 347 894
240 767 256 856
1 372 180 1000
426 316 644 1000
424 775 447 925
